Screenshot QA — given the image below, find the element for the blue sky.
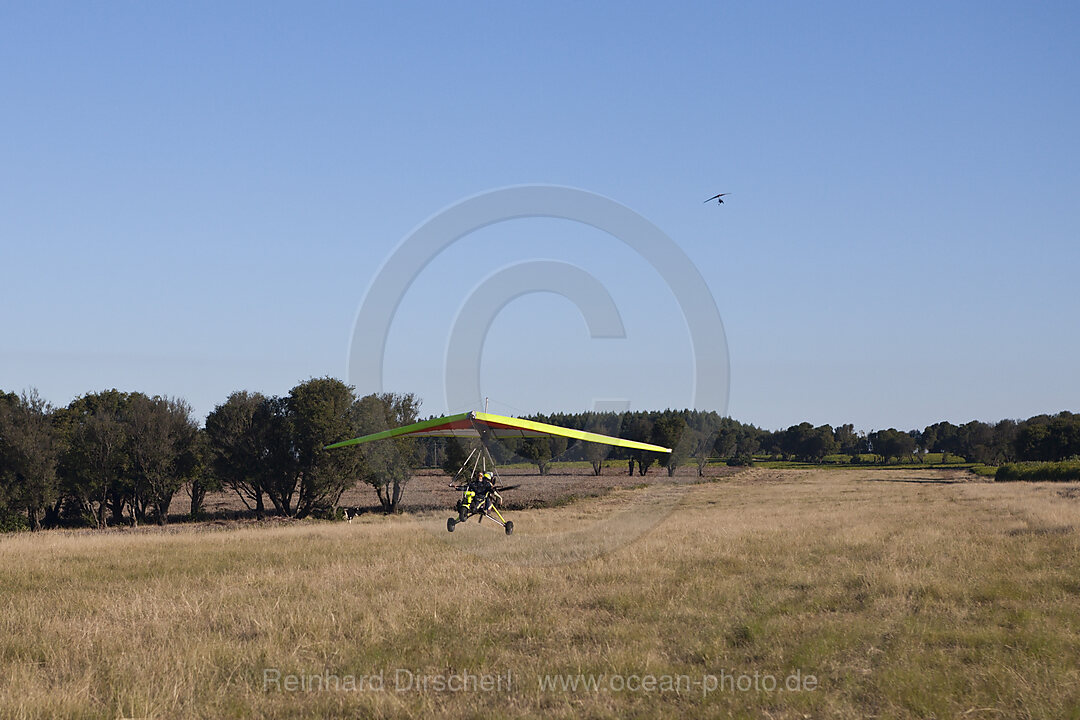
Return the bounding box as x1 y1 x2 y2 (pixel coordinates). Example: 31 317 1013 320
2 2 1078 432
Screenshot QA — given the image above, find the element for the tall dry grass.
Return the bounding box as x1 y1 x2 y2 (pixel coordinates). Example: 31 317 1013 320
2 468 1079 719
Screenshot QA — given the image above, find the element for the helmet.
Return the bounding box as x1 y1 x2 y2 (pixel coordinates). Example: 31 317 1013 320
482 472 493 481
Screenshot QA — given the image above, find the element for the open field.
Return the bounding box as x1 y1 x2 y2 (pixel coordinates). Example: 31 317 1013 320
3 468 1080 719
197 462 745 519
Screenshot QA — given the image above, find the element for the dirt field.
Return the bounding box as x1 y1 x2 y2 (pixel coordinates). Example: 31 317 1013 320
3 467 1080 719
197 462 746 518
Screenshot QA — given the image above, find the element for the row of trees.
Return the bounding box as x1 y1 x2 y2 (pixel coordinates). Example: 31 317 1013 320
0 380 419 531
205 382 419 517
0 389 199 531
431 409 1080 474
757 413 1080 465
4 378 1079 531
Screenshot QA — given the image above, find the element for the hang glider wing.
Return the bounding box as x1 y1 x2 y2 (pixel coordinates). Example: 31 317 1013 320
325 411 671 454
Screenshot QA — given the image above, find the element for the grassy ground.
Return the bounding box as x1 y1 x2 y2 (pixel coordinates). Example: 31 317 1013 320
751 453 979 470
3 468 1080 719
197 463 743 518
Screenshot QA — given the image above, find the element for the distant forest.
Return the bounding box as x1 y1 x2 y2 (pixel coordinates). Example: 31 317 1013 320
1 379 1078 532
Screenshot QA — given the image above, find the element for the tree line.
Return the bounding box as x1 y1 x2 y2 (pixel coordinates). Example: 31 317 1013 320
0 379 419 532
747 413 1080 466
2 379 1078 531
442 410 1080 473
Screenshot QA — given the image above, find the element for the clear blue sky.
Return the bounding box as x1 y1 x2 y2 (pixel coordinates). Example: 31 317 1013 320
2 2 1078 432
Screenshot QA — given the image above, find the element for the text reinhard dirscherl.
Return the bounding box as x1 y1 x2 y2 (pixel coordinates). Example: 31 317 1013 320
262 668 819 697
263 668 511 694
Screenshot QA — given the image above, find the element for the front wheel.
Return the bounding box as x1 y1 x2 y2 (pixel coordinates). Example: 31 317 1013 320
447 518 456 533
504 521 514 536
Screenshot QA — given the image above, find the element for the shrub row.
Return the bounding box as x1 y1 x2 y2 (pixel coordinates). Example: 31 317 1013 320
995 461 1080 482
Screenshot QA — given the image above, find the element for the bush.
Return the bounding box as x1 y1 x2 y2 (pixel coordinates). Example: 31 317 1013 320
995 461 1080 482
727 454 754 467
0 507 29 533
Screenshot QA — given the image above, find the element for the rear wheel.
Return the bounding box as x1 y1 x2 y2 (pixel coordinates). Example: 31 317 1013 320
505 521 514 536
447 518 456 533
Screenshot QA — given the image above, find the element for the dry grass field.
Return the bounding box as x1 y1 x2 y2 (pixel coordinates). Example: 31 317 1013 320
197 463 746 517
3 468 1080 719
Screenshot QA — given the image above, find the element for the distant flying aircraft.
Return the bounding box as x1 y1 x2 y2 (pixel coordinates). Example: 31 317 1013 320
704 193 729 205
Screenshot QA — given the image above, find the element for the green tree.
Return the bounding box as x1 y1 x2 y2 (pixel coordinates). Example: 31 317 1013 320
289 378 371 517
955 421 993 464
577 412 622 476
923 421 961 459
989 419 1018 464
440 436 472 477
625 414 656 475
869 429 916 464
734 427 761 460
833 423 865 456
652 413 689 477
0 390 61 530
55 390 131 527
690 427 721 476
0 391 21 522
207 391 275 517
714 425 738 459
801 425 838 463
184 428 219 518
507 414 566 476
352 391 421 513
124 395 199 525
517 436 553 476
255 396 302 516
682 412 726 476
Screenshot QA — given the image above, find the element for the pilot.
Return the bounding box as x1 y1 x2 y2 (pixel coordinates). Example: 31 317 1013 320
462 476 477 512
476 472 496 513
462 470 487 511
